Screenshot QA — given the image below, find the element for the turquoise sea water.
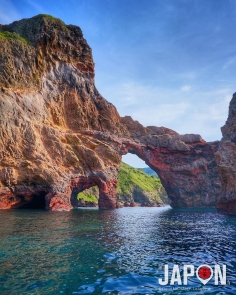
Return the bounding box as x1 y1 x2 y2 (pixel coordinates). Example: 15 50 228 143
0 206 236 294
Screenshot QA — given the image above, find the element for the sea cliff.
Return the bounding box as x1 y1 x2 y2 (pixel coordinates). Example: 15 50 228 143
0 14 230 211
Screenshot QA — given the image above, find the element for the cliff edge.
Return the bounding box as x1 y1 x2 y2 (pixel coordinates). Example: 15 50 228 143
216 93 236 213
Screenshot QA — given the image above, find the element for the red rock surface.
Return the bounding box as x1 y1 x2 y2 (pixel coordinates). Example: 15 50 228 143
0 15 222 211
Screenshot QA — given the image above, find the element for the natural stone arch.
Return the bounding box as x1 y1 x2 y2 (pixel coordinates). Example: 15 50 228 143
69 176 116 209
68 176 117 210
40 123 221 211
0 15 223 211
119 137 220 209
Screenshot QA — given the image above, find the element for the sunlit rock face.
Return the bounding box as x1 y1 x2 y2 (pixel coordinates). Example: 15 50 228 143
216 93 236 214
97 118 221 209
0 15 221 210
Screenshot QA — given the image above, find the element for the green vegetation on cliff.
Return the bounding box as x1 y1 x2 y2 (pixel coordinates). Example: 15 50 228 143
34 14 69 31
77 162 168 205
117 163 158 193
0 31 28 44
77 192 97 203
36 14 60 21
117 162 167 204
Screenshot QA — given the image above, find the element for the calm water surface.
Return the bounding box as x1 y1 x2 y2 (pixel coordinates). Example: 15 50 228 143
0 206 235 294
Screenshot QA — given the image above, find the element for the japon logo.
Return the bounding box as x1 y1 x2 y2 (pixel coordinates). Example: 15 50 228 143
158 264 226 286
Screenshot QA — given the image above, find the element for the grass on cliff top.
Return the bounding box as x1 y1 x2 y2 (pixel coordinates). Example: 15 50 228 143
117 162 163 194
36 14 64 23
77 192 98 203
0 31 29 44
37 14 58 20
35 14 69 31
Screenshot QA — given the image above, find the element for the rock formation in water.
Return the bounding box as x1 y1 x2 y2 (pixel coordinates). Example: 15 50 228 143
0 15 221 211
216 93 236 214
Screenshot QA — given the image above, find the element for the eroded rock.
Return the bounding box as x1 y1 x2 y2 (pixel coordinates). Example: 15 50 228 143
0 15 222 210
216 93 236 214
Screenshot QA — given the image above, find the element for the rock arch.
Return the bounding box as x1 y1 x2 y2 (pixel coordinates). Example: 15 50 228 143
88 116 221 209
0 15 222 211
42 121 221 211
120 135 220 208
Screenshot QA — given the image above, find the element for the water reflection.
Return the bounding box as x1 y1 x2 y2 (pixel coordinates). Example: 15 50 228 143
0 207 235 294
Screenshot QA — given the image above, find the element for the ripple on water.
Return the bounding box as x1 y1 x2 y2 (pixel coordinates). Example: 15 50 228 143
0 207 235 294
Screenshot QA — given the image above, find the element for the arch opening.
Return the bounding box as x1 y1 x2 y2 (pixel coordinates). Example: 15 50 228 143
72 185 99 208
119 153 170 207
70 177 99 208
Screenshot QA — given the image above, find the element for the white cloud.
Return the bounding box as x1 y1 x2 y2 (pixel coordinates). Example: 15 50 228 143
131 102 190 127
181 85 191 92
100 81 234 142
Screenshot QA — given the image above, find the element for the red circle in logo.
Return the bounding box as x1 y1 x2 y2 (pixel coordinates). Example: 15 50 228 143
198 266 212 280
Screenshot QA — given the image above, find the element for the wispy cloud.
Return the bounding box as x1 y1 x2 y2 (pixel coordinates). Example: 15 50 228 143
26 0 45 13
0 0 19 24
101 81 234 142
223 56 236 70
181 85 191 92
132 102 190 127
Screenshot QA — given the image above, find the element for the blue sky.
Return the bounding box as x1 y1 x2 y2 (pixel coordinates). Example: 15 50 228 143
1 0 236 167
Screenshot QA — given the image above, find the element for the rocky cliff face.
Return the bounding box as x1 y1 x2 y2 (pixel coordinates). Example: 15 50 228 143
0 15 221 211
216 93 236 214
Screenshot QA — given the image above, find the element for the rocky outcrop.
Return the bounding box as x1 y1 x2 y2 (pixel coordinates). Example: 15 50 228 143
216 93 236 214
0 15 221 210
